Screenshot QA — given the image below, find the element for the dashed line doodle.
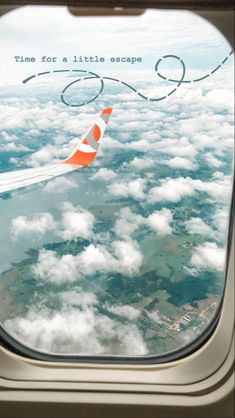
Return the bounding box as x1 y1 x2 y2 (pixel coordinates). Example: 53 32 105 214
23 50 234 108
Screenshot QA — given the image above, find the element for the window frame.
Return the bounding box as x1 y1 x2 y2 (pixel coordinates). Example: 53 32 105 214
0 3 234 414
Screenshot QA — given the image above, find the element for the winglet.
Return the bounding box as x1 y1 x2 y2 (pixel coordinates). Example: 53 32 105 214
63 108 113 167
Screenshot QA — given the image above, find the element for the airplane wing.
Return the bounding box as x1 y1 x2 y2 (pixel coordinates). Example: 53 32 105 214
0 108 112 195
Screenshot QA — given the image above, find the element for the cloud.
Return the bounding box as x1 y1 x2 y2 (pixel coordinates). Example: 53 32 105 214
190 242 226 272
76 240 143 277
53 134 67 145
148 174 232 204
32 239 143 284
0 141 30 153
44 176 77 192
100 135 124 150
4 306 147 355
146 209 173 235
10 203 96 243
206 88 234 110
163 156 197 171
113 240 143 276
1 131 19 142
185 217 213 235
115 324 147 355
74 244 114 276
114 207 142 239
204 153 224 168
11 212 56 239
154 137 198 158
127 139 152 152
146 310 163 325
4 306 108 354
108 178 147 200
128 157 155 169
102 136 153 152
59 288 98 308
114 207 173 238
9 157 19 165
11 203 96 243
213 208 229 232
178 113 233 144
107 304 140 320
193 174 232 201
26 144 63 167
90 168 117 181
148 177 195 203
211 207 230 242
32 250 80 284
59 202 95 241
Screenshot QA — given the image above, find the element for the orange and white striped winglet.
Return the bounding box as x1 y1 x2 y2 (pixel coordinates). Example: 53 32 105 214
63 108 113 167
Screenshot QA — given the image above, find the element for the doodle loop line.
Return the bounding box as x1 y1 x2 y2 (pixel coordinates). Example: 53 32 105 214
23 50 234 107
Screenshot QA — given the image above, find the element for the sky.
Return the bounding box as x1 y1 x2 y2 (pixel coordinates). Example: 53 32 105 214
0 5 233 83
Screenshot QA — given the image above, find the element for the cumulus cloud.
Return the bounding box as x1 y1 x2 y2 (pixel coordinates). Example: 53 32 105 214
107 304 140 320
59 202 95 241
146 209 173 235
100 135 124 150
76 240 143 277
44 176 77 192
127 139 153 152
190 242 226 272
206 88 234 110
148 177 195 203
146 310 163 325
11 212 56 239
114 207 143 239
213 208 229 232
115 217 139 239
113 240 143 276
128 157 155 169
185 217 213 235
26 145 60 167
204 152 224 168
9 157 19 165
90 168 117 181
4 307 111 354
108 178 147 200
193 174 232 201
148 174 232 204
59 288 98 308
0 142 30 152
4 306 147 355
32 250 80 284
115 324 147 355
32 239 143 284
154 137 198 158
114 207 173 238
163 156 198 171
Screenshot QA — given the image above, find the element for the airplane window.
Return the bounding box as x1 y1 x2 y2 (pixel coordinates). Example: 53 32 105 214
0 5 234 360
